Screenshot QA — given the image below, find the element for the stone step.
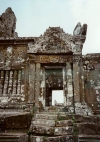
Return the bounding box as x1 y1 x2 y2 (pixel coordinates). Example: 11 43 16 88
54 126 73 135
37 111 67 115
35 113 100 123
0 133 28 142
0 137 18 142
35 114 58 120
30 125 73 135
55 120 73 127
43 106 66 112
31 119 73 127
30 135 74 142
35 113 72 120
31 119 55 127
30 125 54 135
78 135 100 142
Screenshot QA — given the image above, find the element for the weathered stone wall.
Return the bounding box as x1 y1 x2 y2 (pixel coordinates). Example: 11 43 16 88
0 38 34 108
83 53 100 114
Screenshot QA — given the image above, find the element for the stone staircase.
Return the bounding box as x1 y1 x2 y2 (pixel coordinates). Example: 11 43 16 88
29 106 100 142
0 106 100 142
29 106 74 141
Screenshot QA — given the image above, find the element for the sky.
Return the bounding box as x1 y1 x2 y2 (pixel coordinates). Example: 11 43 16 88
52 90 63 105
0 0 100 55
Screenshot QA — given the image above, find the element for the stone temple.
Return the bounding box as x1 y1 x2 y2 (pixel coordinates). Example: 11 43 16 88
0 7 100 142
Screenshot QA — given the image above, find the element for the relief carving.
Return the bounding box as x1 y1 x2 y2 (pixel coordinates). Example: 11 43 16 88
0 7 16 38
29 55 73 63
0 46 27 69
27 27 73 53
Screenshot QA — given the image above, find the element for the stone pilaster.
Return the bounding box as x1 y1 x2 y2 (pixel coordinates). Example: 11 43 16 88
66 63 73 108
73 55 81 102
80 61 85 102
35 63 41 108
63 67 67 106
72 39 83 102
39 67 46 108
24 65 29 102
28 63 35 103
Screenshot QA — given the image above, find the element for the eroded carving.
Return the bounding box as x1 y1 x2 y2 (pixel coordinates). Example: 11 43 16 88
73 22 87 36
0 7 16 38
27 27 73 53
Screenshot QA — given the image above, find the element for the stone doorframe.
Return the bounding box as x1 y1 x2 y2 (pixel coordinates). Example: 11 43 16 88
33 63 74 109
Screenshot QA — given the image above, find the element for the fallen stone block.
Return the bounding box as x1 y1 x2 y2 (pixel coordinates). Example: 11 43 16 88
32 119 55 127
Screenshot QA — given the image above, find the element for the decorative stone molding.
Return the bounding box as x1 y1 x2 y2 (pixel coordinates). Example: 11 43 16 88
27 27 73 54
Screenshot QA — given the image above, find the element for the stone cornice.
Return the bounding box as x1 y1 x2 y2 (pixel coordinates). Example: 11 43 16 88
0 37 35 45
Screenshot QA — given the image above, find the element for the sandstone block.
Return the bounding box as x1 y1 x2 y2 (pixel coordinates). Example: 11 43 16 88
32 119 55 127
54 126 73 135
35 114 57 120
30 125 54 135
55 120 73 127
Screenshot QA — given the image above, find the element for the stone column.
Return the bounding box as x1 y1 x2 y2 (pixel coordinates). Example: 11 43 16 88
0 71 4 96
0 71 3 96
73 54 81 102
21 67 27 101
35 63 41 108
72 41 83 103
12 70 17 95
17 70 21 95
28 63 35 103
8 70 13 96
80 61 85 102
21 69 25 99
3 70 9 96
39 67 46 108
63 67 67 106
66 63 73 109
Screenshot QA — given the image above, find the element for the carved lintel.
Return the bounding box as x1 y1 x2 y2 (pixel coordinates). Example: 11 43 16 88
28 55 73 63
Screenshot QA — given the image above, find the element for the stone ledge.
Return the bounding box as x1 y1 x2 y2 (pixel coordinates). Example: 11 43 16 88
78 135 100 142
0 133 28 142
30 135 74 142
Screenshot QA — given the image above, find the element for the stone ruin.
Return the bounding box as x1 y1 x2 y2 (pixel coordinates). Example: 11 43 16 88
0 7 100 142
0 7 17 38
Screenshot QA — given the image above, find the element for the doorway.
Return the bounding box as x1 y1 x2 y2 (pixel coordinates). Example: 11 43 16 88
45 68 63 106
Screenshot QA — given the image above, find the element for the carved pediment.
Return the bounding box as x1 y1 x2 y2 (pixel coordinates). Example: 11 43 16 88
27 27 73 54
